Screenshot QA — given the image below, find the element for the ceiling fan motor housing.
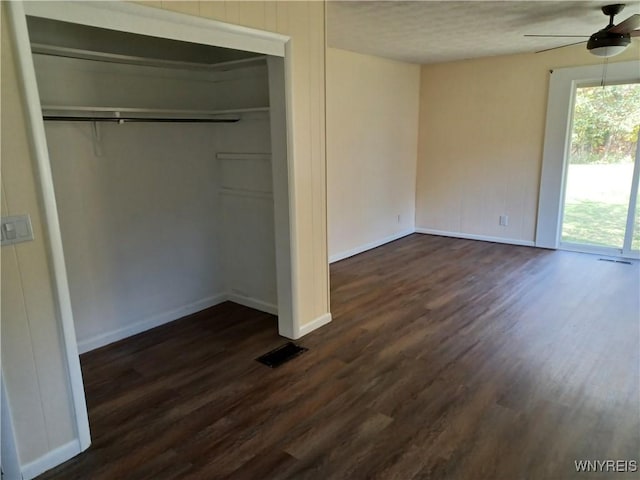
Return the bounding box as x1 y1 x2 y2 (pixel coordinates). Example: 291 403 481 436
587 3 635 57
587 29 631 53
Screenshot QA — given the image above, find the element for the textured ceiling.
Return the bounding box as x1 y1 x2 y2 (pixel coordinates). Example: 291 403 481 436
327 1 640 64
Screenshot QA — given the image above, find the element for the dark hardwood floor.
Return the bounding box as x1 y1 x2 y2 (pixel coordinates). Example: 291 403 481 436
39 234 639 479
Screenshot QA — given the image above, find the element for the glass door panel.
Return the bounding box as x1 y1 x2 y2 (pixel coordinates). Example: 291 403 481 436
561 83 640 255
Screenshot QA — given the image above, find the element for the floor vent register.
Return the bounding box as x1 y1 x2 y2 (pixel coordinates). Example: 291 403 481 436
256 342 308 368
598 258 632 265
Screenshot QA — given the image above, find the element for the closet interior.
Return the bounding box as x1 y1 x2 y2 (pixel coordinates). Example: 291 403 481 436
27 17 286 353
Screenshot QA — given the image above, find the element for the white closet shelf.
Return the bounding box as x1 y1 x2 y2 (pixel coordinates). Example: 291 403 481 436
31 43 267 72
42 106 270 123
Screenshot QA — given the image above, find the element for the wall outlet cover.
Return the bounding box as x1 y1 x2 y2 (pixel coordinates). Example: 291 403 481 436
1 214 34 246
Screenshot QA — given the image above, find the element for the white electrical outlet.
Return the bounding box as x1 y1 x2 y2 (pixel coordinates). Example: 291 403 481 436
499 215 509 227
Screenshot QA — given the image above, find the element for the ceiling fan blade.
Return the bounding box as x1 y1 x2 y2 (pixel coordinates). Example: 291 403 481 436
609 14 640 33
535 40 587 54
630 29 640 37
524 34 590 38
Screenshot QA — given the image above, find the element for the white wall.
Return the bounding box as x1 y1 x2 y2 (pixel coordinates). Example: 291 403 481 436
326 47 420 262
37 53 276 352
46 122 226 351
216 118 278 312
34 54 269 111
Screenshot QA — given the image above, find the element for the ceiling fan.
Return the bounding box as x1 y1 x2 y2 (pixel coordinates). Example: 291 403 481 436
525 3 640 57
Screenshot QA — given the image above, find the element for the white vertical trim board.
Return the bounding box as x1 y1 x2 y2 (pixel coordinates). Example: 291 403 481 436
329 229 415 263
6 0 92 451
267 54 298 339
415 228 536 247
296 313 332 339
535 61 640 249
20 440 81 480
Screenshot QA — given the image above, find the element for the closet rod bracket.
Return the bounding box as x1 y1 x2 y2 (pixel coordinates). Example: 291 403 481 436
91 121 103 157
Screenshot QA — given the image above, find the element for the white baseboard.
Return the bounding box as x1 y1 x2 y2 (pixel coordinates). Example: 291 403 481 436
415 228 535 247
329 229 415 263
295 312 332 339
77 292 280 353
77 293 228 353
227 292 278 315
21 439 81 480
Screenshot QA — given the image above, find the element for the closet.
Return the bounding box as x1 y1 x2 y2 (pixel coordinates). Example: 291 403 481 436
26 17 286 353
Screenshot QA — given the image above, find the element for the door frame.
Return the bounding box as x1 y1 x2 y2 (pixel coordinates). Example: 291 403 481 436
535 60 640 254
6 0 296 458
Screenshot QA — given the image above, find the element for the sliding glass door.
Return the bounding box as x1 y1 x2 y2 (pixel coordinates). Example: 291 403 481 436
560 83 640 258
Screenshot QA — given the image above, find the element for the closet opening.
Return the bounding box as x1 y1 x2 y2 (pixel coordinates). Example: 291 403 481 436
12 1 296 454
27 15 289 351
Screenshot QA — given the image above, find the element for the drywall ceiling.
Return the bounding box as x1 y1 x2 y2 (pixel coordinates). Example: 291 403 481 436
327 1 640 64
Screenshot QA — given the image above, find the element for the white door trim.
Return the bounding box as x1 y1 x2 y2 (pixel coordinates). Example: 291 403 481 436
535 60 640 249
6 1 91 452
622 139 640 255
23 1 288 57
7 0 295 462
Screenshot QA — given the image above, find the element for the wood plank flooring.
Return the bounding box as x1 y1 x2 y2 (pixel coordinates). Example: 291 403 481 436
38 234 640 479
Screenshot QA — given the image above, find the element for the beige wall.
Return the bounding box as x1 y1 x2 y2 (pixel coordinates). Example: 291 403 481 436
1 0 327 469
416 43 640 243
326 47 419 261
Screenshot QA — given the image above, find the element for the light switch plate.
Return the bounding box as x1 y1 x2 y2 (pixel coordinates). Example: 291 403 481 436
1 214 34 246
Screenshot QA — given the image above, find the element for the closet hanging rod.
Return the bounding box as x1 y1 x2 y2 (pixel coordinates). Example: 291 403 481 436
42 105 269 116
43 116 240 123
